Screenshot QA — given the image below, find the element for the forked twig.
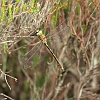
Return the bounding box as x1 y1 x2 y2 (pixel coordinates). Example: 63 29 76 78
0 69 17 90
0 93 15 100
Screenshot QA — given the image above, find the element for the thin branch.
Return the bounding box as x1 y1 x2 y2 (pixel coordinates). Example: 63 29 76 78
0 69 17 90
0 93 15 100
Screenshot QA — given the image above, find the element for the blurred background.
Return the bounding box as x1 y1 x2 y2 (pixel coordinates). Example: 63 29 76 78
0 0 100 100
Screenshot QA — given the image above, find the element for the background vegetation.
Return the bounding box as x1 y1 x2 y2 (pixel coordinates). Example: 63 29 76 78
0 0 100 100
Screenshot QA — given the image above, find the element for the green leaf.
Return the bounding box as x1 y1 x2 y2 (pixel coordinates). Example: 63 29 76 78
3 43 7 53
22 4 27 10
18 40 26 55
16 0 20 2
30 3 40 13
52 11 58 28
31 7 39 13
1 7 5 21
82 24 86 32
75 2 80 15
36 73 47 88
31 0 35 8
19 48 26 55
8 4 13 21
32 54 39 67
2 0 5 5
1 0 6 21
15 6 19 13
23 82 27 92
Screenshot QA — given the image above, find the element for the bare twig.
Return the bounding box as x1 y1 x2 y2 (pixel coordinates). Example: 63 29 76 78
0 69 17 90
